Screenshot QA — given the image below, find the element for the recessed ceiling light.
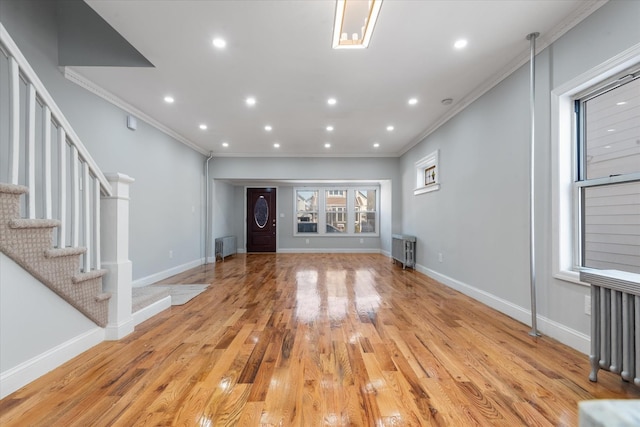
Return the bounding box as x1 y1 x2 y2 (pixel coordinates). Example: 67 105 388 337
212 38 227 49
324 143 331 148
617 101 627 105
222 142 229 147
373 143 380 148
246 97 256 106
326 125 334 131
408 98 418 105
454 39 468 49
164 96 174 103
607 129 616 132
199 124 207 130
273 143 280 148
264 125 272 131
604 145 612 149
327 98 337 105
386 125 394 131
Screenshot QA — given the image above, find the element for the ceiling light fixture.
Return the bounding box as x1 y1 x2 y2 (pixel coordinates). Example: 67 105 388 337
164 96 174 103
265 125 272 131
246 97 256 106
327 98 337 105
617 101 627 105
373 143 380 148
332 0 383 49
326 125 334 131
199 124 208 130
324 143 331 148
273 143 280 148
386 125 394 131
454 39 468 49
212 38 227 49
408 98 418 105
222 142 229 147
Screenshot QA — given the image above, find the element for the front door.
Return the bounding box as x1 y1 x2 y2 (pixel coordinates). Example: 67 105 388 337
246 188 277 252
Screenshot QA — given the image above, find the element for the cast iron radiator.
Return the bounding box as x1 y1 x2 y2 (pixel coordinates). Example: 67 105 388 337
215 236 237 261
392 234 416 269
581 269 640 387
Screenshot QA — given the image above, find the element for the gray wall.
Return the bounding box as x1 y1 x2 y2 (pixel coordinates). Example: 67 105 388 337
209 157 401 254
399 0 640 350
1 0 206 281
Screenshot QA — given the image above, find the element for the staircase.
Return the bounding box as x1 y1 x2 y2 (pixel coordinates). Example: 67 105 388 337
0 183 110 326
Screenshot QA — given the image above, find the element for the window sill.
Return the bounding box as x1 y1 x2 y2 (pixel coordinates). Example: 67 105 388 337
414 184 440 196
554 270 591 287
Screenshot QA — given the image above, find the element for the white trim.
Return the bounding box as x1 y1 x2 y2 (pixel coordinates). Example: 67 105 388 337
551 43 640 284
132 296 172 326
277 248 381 254
398 0 609 156
132 258 204 288
104 318 135 341
63 67 209 156
416 263 590 354
0 327 104 399
0 23 112 195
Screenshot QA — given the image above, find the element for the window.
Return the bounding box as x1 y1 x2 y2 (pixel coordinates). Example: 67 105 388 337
296 190 318 233
574 67 640 274
294 187 378 235
355 189 376 233
325 189 347 233
414 150 440 195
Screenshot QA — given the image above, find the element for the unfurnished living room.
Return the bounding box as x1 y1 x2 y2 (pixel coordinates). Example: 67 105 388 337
1 0 639 425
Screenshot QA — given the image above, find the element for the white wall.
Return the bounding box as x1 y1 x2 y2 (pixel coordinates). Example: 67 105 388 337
399 0 640 353
0 254 104 398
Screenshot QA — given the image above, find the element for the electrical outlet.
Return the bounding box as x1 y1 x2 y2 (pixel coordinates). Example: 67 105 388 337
169 250 173 259
585 295 591 315
438 253 443 263
360 238 364 244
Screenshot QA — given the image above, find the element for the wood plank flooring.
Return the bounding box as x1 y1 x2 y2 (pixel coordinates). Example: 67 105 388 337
1 253 639 426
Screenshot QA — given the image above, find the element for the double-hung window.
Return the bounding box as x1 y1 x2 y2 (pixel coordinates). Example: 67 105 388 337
295 187 378 235
574 68 640 274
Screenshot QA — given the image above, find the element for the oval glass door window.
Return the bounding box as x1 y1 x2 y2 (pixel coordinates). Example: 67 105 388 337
254 196 268 228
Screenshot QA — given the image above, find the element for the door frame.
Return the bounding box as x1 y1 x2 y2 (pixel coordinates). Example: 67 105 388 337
243 186 279 253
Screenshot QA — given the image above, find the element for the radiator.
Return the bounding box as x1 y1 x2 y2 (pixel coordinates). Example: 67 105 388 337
392 234 416 269
214 236 237 261
581 270 640 387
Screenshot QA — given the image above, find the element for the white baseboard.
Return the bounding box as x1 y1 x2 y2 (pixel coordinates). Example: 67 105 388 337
132 296 172 326
0 327 104 399
416 264 589 355
277 248 382 254
132 258 204 288
104 317 135 341
381 249 391 258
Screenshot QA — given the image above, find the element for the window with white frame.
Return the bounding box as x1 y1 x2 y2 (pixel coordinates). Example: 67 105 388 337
414 150 440 195
574 68 640 274
295 187 378 235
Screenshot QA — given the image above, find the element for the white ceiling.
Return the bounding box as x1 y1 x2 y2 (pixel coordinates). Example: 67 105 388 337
77 0 606 158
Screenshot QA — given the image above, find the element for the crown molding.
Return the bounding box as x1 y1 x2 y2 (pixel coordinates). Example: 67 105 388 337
62 67 209 156
398 0 609 156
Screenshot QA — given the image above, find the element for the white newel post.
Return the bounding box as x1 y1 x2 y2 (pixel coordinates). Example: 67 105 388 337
101 173 135 340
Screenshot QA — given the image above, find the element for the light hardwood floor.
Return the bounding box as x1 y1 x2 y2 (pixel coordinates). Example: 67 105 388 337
1 253 639 426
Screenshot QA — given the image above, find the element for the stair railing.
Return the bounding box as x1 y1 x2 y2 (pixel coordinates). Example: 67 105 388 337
0 22 112 274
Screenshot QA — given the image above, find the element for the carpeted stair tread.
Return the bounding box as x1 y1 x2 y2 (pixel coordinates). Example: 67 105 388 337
0 183 29 195
73 269 108 284
45 247 87 258
9 218 61 229
95 292 112 302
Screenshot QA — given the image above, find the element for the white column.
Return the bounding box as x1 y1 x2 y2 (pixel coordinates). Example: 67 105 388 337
101 173 135 340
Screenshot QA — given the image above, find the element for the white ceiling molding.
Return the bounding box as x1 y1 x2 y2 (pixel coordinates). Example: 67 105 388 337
63 66 209 156
398 0 609 156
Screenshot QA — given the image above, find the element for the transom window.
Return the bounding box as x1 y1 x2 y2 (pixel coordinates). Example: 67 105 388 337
295 187 378 235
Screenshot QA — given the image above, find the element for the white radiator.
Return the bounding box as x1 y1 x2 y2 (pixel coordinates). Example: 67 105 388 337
392 234 416 269
581 270 640 387
215 236 236 261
